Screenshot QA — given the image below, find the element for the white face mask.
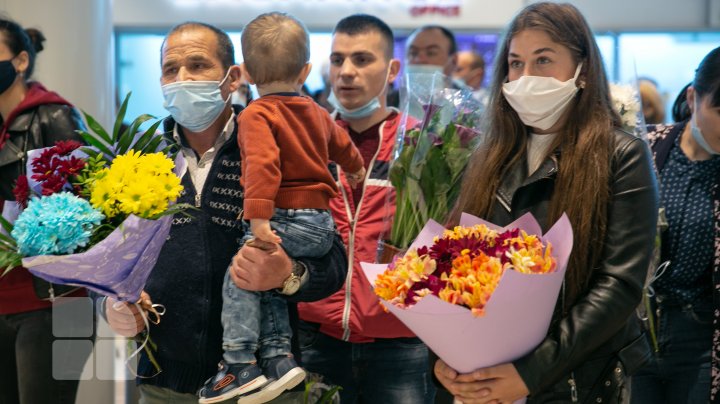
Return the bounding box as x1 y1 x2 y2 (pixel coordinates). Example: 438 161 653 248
502 63 583 131
690 99 719 155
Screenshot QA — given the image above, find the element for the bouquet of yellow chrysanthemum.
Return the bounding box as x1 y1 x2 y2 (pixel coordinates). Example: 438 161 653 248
362 212 573 378
0 92 189 303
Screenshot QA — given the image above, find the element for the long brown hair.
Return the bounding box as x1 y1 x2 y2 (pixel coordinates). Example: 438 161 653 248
452 2 622 304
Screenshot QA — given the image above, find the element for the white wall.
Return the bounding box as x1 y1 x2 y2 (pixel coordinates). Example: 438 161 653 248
112 0 717 31
0 0 115 128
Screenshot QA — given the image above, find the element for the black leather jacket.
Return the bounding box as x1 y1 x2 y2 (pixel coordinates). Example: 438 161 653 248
492 130 659 403
0 103 85 200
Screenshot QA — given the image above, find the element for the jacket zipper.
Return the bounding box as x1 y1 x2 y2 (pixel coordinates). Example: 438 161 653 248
340 120 387 341
560 281 579 402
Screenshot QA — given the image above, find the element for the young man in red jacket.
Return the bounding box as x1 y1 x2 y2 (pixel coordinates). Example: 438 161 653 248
297 14 436 404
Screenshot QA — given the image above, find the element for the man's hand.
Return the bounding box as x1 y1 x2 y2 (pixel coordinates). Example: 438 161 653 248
229 239 293 291
105 296 146 337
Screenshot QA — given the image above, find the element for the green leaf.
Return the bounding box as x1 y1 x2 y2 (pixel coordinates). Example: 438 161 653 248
303 381 314 404
0 232 17 249
446 148 473 180
158 143 179 158
79 131 114 157
0 250 22 277
316 385 342 404
117 114 155 155
0 215 15 238
82 111 112 145
113 92 131 142
129 123 157 152
80 147 102 160
147 203 195 220
141 135 165 156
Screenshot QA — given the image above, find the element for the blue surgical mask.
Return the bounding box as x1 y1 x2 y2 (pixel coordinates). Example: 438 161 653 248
405 64 444 76
327 90 381 119
690 108 719 155
452 77 468 89
162 70 231 133
327 67 391 120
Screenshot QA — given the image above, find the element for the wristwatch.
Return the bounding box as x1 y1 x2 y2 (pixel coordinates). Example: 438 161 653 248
278 259 307 295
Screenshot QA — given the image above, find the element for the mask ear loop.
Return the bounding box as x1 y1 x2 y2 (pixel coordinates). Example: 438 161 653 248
219 68 234 104
573 62 584 88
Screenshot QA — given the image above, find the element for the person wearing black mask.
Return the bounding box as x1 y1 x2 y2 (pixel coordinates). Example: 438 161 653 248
0 18 90 404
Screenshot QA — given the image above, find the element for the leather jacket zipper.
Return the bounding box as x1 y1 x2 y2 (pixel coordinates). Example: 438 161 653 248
568 373 578 402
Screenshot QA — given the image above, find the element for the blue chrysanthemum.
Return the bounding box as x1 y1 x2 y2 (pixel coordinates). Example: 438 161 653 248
12 192 105 256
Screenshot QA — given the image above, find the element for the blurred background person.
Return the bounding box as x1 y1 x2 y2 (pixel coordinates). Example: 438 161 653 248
312 59 333 112
402 25 458 118
230 75 252 108
452 49 488 106
405 25 457 77
639 78 666 124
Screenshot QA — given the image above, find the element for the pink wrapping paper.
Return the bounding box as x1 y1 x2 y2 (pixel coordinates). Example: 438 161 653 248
362 212 573 375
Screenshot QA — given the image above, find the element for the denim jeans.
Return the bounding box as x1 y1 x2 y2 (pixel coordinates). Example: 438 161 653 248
0 307 94 404
222 209 335 364
298 321 436 404
255 208 335 259
631 300 712 403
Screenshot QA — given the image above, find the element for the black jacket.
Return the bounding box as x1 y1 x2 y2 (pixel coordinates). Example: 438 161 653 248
490 130 658 402
0 102 85 301
0 103 84 199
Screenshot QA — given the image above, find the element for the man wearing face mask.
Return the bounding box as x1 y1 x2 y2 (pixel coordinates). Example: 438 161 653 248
297 14 436 404
405 25 457 78
402 25 460 119
102 21 349 404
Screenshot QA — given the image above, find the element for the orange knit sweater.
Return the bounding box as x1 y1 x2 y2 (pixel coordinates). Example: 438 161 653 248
238 94 364 220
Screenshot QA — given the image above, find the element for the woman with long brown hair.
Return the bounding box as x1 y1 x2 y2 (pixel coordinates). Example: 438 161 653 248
433 3 658 403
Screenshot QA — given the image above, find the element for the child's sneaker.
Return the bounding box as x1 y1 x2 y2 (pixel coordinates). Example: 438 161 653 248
235 355 306 404
197 360 268 404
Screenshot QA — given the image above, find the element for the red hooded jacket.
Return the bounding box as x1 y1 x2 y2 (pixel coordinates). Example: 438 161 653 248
0 82 85 315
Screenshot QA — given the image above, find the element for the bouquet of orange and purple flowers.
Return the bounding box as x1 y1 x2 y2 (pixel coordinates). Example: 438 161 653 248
374 221 557 317
362 212 572 380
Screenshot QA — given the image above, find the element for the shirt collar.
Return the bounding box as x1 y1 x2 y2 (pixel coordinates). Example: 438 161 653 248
172 112 235 151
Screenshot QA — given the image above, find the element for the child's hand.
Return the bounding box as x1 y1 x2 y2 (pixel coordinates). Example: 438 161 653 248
347 167 366 189
250 219 282 244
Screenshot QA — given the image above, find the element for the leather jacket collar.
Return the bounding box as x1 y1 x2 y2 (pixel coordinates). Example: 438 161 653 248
496 153 558 214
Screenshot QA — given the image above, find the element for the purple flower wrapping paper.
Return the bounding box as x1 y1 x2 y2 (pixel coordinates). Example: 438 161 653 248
19 149 187 303
24 213 172 303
